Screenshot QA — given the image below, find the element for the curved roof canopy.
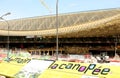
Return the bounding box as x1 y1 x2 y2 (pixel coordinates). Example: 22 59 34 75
0 8 120 38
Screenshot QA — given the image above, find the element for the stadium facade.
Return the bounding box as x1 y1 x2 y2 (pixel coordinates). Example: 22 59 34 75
0 8 120 57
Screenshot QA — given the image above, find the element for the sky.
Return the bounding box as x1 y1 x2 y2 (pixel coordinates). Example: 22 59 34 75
0 0 120 20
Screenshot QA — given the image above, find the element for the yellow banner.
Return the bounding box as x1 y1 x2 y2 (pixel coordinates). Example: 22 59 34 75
0 60 27 77
39 61 120 78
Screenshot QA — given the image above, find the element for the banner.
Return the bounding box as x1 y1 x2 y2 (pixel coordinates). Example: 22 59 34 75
0 60 53 78
1 60 120 78
39 61 120 78
0 61 25 77
14 60 54 78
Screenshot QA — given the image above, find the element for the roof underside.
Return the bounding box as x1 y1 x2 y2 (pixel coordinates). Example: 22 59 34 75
0 8 120 37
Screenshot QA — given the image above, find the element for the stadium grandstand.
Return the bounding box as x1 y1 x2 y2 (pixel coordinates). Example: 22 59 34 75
0 8 120 60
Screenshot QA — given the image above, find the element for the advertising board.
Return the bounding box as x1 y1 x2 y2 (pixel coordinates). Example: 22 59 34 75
39 61 120 78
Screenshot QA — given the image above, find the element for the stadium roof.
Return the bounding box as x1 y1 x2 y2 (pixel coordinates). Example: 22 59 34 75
0 8 120 38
